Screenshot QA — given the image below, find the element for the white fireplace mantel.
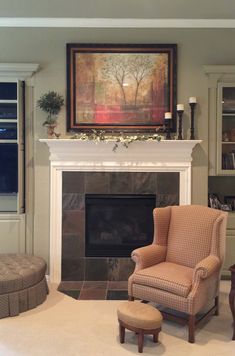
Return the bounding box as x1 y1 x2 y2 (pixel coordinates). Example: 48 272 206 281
40 138 201 283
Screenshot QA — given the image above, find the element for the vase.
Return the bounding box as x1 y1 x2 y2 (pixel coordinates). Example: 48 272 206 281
45 123 57 138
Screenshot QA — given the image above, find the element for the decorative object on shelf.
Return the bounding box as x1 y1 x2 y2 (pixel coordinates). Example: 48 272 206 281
208 193 222 209
208 193 232 211
66 43 177 132
230 128 235 142
70 129 161 152
229 264 235 340
176 104 184 140
189 96 197 139
224 196 235 211
222 131 230 142
37 91 64 138
164 112 172 139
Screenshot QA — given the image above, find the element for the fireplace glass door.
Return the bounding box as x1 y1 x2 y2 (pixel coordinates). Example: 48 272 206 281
85 194 156 257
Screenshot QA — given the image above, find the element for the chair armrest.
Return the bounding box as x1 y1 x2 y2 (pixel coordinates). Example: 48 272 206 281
131 244 166 271
193 255 221 283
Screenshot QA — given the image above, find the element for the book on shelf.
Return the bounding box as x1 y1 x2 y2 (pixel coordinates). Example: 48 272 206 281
222 152 235 170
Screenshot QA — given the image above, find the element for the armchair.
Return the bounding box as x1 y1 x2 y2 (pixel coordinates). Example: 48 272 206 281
128 205 228 343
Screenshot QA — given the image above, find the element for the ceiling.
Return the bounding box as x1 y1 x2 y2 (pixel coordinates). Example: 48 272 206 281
0 0 235 19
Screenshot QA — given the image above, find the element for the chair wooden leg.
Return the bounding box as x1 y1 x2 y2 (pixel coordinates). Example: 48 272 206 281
215 296 219 316
138 331 144 353
188 315 195 343
128 296 134 301
119 322 125 343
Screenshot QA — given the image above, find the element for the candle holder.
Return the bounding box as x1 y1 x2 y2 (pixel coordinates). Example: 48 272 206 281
177 110 184 140
189 102 197 139
164 119 171 139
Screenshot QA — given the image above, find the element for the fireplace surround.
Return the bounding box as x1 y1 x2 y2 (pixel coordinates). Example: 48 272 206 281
40 139 201 283
62 171 179 281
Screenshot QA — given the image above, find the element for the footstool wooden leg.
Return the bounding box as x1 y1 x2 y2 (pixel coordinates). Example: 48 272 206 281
119 322 125 343
153 331 158 343
138 330 144 353
153 327 161 343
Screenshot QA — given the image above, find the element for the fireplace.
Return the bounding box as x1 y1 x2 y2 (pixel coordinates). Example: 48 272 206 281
85 194 156 257
40 138 201 283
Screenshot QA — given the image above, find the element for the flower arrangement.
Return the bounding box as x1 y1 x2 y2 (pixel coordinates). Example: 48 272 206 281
37 91 64 126
70 129 162 151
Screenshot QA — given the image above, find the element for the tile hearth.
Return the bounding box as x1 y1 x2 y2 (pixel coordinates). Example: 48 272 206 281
58 280 128 300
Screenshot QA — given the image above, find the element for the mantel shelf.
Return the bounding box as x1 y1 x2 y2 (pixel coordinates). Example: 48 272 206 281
40 139 202 164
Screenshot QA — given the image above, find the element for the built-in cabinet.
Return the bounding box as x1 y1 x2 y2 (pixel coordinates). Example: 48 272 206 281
217 83 235 174
204 66 235 277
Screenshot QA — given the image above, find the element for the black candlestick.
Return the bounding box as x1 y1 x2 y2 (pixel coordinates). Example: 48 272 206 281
164 119 171 140
177 110 184 140
189 102 196 140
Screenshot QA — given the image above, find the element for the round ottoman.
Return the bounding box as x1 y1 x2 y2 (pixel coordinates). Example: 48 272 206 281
117 301 162 353
0 254 49 319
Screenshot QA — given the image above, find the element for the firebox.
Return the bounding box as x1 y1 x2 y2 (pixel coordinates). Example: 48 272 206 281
85 194 156 257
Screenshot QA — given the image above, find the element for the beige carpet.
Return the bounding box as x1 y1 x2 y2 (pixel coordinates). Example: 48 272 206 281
0 281 234 356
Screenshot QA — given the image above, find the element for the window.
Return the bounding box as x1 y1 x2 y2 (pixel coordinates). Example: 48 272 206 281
0 81 24 213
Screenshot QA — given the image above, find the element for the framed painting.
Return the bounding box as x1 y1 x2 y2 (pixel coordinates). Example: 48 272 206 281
66 43 177 132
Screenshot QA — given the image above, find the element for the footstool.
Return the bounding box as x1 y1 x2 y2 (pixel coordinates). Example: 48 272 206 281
0 254 49 319
117 301 162 353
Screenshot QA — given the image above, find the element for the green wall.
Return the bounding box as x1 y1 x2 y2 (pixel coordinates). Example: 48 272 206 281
1 26 235 265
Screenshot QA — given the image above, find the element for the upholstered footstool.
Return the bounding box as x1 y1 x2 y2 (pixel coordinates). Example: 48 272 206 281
0 254 49 319
117 301 162 353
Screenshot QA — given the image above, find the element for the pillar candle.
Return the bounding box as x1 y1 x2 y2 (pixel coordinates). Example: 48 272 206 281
177 104 184 111
189 97 197 103
164 112 172 119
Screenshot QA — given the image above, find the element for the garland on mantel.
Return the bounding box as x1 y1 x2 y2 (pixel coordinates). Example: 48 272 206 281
70 129 162 152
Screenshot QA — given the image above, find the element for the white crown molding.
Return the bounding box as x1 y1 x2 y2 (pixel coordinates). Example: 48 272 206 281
0 17 235 28
0 63 39 79
203 65 235 74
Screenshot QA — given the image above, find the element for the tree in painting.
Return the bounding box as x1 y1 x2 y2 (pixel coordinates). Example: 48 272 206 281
128 55 155 106
101 55 130 105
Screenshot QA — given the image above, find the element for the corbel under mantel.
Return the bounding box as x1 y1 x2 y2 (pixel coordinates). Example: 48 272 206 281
40 138 201 283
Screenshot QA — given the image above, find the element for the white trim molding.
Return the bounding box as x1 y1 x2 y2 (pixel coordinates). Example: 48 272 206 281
0 18 235 28
40 138 201 283
0 63 39 79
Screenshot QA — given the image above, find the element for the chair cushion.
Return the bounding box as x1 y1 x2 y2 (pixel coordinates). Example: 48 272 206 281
132 262 193 298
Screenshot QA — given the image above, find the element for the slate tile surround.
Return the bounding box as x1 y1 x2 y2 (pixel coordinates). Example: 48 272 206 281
62 171 179 281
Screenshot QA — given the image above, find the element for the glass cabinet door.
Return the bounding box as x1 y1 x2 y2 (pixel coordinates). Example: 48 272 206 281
218 83 235 174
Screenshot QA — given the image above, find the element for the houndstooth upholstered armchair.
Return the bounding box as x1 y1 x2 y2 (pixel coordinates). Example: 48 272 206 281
128 205 228 343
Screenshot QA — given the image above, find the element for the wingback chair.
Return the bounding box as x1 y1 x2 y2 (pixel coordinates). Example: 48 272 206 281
128 205 228 343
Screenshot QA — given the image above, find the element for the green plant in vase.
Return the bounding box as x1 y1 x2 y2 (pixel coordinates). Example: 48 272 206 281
37 90 64 138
